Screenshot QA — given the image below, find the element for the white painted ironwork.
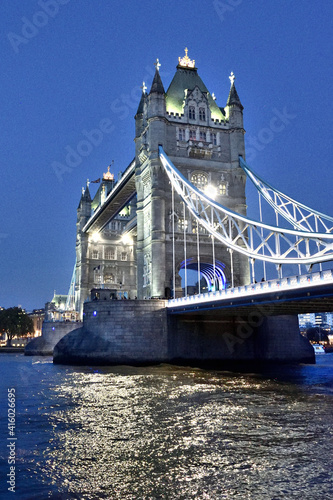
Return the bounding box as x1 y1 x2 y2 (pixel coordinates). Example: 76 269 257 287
159 147 333 266
239 156 333 233
168 269 333 308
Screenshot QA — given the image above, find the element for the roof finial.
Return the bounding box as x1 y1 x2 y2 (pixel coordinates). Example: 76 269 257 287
212 92 216 101
103 161 114 181
141 81 147 93
178 47 195 68
229 71 235 86
86 179 90 187
154 58 161 71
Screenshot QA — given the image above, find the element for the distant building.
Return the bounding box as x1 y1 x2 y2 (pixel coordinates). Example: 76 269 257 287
299 312 333 331
28 308 45 337
45 292 80 323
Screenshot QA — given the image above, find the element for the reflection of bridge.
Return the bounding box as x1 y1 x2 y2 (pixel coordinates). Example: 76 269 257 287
56 51 333 366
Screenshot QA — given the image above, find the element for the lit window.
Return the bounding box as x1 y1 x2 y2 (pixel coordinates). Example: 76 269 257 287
200 131 206 141
191 173 208 189
104 274 115 283
189 129 196 141
189 106 195 120
199 108 206 121
219 182 228 195
178 218 188 232
178 128 186 141
105 248 115 260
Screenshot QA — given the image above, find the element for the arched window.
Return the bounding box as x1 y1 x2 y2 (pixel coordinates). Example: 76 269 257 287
219 182 228 196
199 108 206 121
178 128 186 141
199 131 206 142
189 129 196 141
191 172 208 190
189 106 196 120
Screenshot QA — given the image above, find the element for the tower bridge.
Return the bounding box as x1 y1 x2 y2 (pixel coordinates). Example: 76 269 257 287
53 50 333 366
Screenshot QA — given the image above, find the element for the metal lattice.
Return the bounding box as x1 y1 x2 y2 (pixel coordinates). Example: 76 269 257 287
239 156 333 233
159 147 333 266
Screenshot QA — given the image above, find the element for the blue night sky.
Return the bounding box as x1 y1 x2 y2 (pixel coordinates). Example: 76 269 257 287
1 0 333 311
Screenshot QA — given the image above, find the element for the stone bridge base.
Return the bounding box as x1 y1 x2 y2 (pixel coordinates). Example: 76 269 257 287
25 321 82 356
53 300 315 366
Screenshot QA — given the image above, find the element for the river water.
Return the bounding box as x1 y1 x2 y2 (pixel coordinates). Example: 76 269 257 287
0 354 332 500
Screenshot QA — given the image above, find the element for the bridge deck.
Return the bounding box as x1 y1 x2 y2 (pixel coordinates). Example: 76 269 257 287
83 160 136 233
167 270 333 317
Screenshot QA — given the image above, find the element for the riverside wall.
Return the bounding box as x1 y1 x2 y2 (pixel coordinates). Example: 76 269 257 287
53 299 315 366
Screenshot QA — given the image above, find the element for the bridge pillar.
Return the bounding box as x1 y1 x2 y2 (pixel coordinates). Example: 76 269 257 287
167 313 315 366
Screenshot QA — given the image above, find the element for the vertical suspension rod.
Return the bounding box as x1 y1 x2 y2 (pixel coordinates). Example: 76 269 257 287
172 181 176 299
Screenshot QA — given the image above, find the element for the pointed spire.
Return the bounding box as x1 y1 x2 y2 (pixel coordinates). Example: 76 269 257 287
81 184 91 202
149 59 165 94
226 72 243 109
136 82 147 115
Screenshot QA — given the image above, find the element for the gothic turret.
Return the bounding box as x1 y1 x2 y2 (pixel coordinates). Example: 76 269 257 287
225 72 244 128
135 82 147 138
149 60 165 94
147 59 165 119
77 184 91 223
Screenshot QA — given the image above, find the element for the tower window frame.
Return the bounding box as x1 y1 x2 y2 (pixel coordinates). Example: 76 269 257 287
189 106 196 120
191 172 208 190
199 107 206 121
178 128 186 141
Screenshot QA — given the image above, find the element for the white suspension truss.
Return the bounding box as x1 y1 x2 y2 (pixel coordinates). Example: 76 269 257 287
239 156 333 233
159 147 333 266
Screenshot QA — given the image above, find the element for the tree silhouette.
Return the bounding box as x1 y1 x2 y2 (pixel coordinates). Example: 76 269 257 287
0 307 34 346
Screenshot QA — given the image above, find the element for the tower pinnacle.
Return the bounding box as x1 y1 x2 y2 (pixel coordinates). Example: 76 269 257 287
178 47 196 69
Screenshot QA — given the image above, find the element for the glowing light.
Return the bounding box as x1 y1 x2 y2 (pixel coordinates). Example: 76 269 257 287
204 184 218 200
178 47 196 68
121 234 133 245
91 233 100 243
93 311 97 316
103 165 114 181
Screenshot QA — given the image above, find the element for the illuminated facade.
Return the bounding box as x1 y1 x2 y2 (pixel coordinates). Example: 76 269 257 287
135 49 250 298
74 50 250 308
75 169 137 316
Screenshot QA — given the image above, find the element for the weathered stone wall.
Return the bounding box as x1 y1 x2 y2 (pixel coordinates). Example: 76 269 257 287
25 321 82 356
53 300 314 366
53 300 169 365
167 314 315 366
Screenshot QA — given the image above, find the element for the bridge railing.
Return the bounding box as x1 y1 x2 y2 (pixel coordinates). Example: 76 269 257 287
167 269 333 308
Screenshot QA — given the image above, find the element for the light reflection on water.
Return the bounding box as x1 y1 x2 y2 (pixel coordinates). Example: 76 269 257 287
0 355 332 499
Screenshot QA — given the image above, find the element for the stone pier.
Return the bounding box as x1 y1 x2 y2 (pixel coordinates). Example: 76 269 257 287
53 298 314 366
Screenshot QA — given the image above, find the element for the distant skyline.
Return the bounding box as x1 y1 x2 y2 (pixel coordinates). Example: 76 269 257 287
1 1 333 311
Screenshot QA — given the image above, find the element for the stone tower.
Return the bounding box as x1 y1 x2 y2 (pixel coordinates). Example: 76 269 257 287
135 50 250 299
75 170 137 317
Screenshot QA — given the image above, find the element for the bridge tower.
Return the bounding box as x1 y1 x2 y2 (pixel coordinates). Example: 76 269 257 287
75 184 92 315
135 50 250 299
